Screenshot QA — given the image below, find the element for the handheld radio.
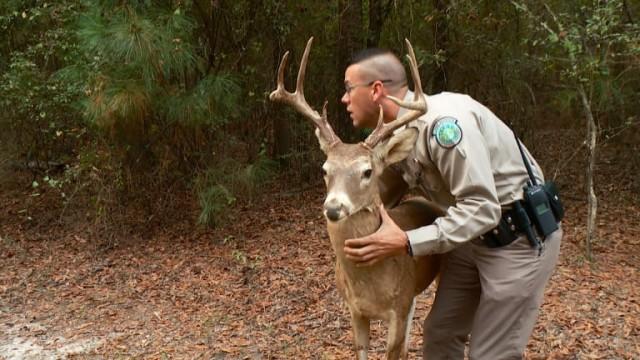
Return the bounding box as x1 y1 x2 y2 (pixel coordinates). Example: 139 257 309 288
514 134 559 239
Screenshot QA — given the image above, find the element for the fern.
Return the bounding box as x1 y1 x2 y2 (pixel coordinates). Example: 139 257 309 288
195 150 277 228
240 149 278 196
197 184 236 227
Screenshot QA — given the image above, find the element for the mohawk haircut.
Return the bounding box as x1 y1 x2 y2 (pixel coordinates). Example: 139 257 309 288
348 48 408 92
349 48 396 66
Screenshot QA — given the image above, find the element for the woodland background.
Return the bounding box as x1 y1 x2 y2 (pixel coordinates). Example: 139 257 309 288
0 0 639 359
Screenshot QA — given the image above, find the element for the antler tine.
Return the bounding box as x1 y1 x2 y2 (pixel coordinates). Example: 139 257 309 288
406 39 424 100
273 51 290 95
296 37 313 98
269 37 340 146
364 39 428 148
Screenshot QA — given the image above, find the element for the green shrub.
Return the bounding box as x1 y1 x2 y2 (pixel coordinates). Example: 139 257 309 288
196 148 277 227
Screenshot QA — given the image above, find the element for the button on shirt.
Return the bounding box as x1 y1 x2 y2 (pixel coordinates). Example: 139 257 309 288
394 91 545 256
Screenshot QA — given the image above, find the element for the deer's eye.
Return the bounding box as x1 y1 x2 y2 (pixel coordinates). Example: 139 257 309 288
363 169 373 179
321 168 328 177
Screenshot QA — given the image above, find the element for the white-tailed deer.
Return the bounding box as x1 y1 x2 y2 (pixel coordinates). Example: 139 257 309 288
270 37 442 359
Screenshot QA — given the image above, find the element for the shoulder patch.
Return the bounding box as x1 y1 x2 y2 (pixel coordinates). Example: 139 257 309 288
432 117 462 148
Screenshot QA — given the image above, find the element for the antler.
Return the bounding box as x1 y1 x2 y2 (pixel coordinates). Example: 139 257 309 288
364 39 427 148
269 37 341 147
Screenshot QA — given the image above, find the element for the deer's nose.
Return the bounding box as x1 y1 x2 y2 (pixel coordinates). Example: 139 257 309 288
324 198 346 222
325 206 342 222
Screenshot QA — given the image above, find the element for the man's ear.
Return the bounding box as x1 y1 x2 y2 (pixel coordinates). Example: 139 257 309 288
371 81 385 102
374 127 418 166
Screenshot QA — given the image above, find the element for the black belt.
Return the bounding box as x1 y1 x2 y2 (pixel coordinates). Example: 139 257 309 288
481 204 526 248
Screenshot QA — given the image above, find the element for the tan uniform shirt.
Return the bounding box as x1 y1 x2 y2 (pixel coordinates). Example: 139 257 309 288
394 91 545 256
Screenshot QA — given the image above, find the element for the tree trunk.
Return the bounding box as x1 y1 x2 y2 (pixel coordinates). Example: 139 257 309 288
271 39 292 162
623 0 634 24
578 84 597 261
431 0 450 92
367 0 391 47
335 0 364 142
273 114 292 162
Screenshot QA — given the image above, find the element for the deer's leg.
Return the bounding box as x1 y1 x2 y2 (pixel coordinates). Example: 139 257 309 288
385 299 414 360
401 299 416 359
350 312 370 360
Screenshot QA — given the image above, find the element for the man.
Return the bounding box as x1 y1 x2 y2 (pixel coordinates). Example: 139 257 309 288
341 47 562 359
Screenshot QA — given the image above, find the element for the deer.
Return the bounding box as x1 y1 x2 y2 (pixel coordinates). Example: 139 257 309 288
269 37 443 360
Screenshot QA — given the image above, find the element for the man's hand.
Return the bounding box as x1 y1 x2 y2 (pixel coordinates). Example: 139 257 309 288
344 204 409 266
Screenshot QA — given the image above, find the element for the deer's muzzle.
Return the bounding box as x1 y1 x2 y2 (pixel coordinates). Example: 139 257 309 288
325 206 343 222
324 196 350 222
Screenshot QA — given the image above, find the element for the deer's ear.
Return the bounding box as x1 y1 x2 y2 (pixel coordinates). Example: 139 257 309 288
374 127 418 166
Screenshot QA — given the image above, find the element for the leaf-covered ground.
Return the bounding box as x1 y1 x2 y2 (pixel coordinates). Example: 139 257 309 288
1 129 639 359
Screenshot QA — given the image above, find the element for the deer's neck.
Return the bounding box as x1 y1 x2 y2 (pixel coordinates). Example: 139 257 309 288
326 201 381 266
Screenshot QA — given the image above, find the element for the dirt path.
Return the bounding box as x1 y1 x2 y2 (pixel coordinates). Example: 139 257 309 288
1 185 639 359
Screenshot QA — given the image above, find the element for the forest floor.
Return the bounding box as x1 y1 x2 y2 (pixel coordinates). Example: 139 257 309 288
1 129 639 359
